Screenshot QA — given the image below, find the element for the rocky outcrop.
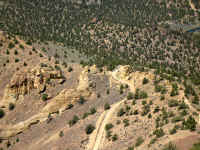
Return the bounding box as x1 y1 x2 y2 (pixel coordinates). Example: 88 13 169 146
0 65 65 108
0 66 93 139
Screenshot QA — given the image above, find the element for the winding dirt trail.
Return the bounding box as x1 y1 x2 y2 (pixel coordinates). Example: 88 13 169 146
86 99 125 150
86 67 135 150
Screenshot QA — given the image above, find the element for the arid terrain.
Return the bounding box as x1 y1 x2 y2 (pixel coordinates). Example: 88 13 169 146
0 0 200 150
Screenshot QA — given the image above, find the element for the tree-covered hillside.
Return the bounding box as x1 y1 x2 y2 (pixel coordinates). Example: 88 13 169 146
0 0 200 84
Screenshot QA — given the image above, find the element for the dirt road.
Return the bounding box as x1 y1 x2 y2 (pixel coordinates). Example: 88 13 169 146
86 67 135 150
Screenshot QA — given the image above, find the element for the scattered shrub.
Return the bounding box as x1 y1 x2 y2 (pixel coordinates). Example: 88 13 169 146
0 109 5 119
8 42 15 49
117 108 125 117
15 58 19 63
171 116 184 123
153 128 165 138
190 142 200 150
182 116 197 131
68 104 74 109
104 103 110 110
14 49 18 55
85 124 95 134
162 142 177 150
105 123 114 131
169 127 177 135
78 96 86 104
106 89 110 95
9 103 15 111
69 115 79 127
59 131 64 137
112 134 118 141
168 100 179 107
123 119 130 127
42 93 48 101
82 112 89 119
135 137 144 147
143 77 149 84
90 107 96 115
127 92 134 100
68 66 73 72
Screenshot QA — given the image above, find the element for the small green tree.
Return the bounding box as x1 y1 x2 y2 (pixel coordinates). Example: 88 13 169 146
182 116 197 131
78 96 85 104
117 108 125 117
90 107 96 114
42 93 48 101
9 103 15 111
0 109 5 118
85 124 95 134
105 123 114 131
162 142 177 150
143 77 149 84
69 115 79 127
127 92 134 100
135 137 144 147
104 103 110 110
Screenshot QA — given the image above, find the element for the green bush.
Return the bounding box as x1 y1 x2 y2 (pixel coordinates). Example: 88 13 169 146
19 44 24 49
182 116 197 131
140 91 148 99
143 77 149 84
190 142 200 150
153 128 165 138
149 138 157 145
105 123 114 131
9 103 15 111
67 104 73 109
153 106 160 113
85 124 95 134
8 42 15 49
69 115 79 127
162 142 177 150
106 89 110 95
59 131 64 137
170 83 179 96
42 93 48 101
90 107 96 115
168 100 179 107
178 101 188 110
142 100 146 105
78 96 86 104
104 103 110 110
112 134 118 141
117 108 125 117
171 116 184 123
14 50 18 55
192 96 199 105
68 66 73 72
127 92 134 100
106 130 112 139
123 119 130 127
133 109 138 115
141 105 150 116
0 109 5 119
127 146 134 150
135 137 144 147
169 127 177 135
82 112 89 119
15 58 19 63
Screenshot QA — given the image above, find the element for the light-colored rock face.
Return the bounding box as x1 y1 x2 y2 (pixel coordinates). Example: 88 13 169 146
0 65 94 139
0 65 64 108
